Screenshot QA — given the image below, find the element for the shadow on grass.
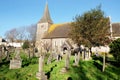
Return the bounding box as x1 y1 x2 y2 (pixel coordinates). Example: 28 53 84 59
67 77 72 80
45 64 57 79
70 61 89 80
92 55 103 62
106 60 120 67
93 61 102 71
0 61 9 67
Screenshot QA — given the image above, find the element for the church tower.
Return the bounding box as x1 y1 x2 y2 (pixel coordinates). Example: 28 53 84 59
36 3 53 50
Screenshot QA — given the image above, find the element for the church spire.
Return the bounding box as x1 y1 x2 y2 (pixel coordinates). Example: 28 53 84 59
39 2 53 24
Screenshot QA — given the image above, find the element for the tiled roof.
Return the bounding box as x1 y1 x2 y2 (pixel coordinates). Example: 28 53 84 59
43 22 120 39
43 23 71 39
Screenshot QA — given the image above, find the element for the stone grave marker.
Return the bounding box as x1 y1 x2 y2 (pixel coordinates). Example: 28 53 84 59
73 52 80 66
9 59 22 69
9 49 22 69
47 50 57 64
6 51 10 61
61 49 71 73
36 55 47 80
65 49 70 69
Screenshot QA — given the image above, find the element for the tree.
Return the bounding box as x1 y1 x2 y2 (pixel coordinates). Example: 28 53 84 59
26 24 37 43
69 6 110 48
26 24 37 57
5 28 18 42
109 38 120 63
70 6 110 72
4 24 37 43
22 40 30 49
16 27 26 42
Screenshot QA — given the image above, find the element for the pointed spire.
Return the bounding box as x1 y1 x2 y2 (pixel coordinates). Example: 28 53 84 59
39 2 53 24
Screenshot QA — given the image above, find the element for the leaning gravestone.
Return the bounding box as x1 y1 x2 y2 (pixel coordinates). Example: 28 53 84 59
9 49 22 69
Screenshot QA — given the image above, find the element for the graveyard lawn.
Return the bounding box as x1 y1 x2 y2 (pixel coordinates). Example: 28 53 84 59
0 56 120 80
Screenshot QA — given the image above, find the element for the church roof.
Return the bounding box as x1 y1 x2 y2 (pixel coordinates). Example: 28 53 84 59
38 3 53 24
43 23 71 39
112 23 120 37
43 22 120 39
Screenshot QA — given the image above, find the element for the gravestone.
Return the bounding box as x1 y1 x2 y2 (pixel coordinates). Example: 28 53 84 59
82 47 91 60
65 50 70 69
6 51 10 61
9 49 22 69
47 53 53 64
60 49 70 73
78 52 80 62
47 50 57 64
73 52 80 66
9 59 22 69
36 55 47 80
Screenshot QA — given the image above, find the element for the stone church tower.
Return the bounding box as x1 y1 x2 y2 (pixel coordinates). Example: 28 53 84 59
36 3 53 51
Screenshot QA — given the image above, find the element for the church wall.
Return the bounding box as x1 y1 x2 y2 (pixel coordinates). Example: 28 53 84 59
51 38 67 51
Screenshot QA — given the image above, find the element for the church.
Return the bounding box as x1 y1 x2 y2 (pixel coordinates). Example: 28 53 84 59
35 3 72 52
35 3 120 52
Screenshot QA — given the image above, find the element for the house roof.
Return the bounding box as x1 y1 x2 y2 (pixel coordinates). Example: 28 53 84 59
112 23 120 37
38 3 53 24
43 23 71 39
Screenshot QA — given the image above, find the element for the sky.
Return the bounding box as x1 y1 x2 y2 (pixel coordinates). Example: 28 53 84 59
0 0 120 38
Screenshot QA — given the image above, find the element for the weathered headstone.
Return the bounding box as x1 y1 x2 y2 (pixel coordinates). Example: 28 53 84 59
28 49 31 58
6 51 10 61
9 49 22 69
47 53 53 64
78 52 80 62
73 52 80 66
60 49 70 73
102 53 105 72
9 59 22 69
88 49 91 59
65 50 70 69
82 47 91 60
47 50 58 64
36 55 47 80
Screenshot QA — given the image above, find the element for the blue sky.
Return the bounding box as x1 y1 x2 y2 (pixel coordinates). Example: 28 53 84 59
0 0 120 38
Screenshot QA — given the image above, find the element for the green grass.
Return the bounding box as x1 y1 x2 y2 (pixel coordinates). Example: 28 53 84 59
0 55 120 80
0 61 38 80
